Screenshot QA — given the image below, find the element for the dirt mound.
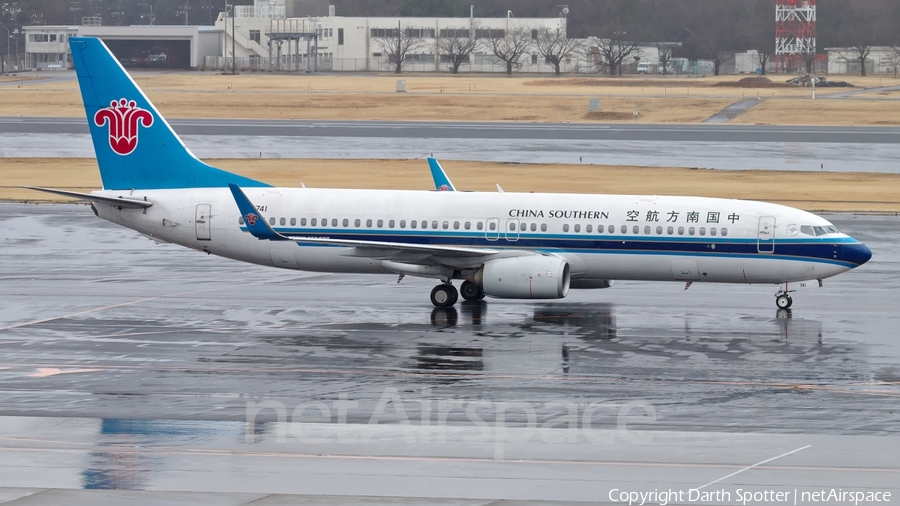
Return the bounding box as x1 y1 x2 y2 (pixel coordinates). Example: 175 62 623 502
583 111 636 121
713 76 788 88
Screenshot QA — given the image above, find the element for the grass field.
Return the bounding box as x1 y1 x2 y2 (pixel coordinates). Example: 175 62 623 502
5 157 899 212
2 71 899 124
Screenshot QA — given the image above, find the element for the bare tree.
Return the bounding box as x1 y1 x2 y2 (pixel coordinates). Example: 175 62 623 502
374 22 426 74
885 46 900 79
485 26 532 76
534 26 581 76
657 46 673 75
800 48 818 74
437 22 479 74
591 35 640 76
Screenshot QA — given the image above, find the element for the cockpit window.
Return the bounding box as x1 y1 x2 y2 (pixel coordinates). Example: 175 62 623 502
826 225 840 234
813 226 827 236
800 225 814 236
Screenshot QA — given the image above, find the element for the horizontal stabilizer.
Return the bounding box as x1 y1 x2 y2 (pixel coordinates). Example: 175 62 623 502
22 186 153 208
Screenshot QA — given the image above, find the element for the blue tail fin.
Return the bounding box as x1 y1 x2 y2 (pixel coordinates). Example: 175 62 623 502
427 157 456 191
70 37 269 190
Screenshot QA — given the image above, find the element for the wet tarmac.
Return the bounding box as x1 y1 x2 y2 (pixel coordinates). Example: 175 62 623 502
2 118 900 172
0 204 898 504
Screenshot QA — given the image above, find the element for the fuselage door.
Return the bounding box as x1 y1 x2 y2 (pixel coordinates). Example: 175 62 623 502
196 204 211 241
758 216 775 253
485 218 500 241
505 218 520 242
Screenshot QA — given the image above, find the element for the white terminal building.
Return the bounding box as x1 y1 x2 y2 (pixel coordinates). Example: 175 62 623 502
23 0 570 73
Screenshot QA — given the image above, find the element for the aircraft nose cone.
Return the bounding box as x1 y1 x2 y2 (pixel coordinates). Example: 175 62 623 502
844 240 872 267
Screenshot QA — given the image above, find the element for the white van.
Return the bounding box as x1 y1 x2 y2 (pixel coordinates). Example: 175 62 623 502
637 62 654 74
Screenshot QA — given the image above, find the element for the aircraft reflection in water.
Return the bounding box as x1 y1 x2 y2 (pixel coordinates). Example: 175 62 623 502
421 303 824 376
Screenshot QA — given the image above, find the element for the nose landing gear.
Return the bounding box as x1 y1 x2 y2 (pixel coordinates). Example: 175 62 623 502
775 283 794 309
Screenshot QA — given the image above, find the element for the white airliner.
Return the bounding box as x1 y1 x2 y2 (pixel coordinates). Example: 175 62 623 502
28 38 871 309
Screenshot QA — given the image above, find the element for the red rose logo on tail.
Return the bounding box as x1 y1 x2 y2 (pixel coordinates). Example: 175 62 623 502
93 98 154 156
244 213 259 226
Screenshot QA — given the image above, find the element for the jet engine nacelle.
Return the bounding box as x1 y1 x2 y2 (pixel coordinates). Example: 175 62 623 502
570 279 615 289
477 256 570 299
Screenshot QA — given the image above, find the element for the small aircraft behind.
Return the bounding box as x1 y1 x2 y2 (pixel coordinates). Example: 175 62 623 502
27 38 871 309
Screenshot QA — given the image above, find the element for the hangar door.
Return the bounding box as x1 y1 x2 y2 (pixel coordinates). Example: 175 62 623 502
104 39 191 69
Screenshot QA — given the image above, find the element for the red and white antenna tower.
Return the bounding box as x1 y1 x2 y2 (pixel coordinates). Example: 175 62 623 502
775 0 816 72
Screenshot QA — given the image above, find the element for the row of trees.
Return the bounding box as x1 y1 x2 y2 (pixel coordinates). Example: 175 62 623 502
377 24 582 75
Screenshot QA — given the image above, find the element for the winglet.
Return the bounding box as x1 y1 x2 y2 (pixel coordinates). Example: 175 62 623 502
228 184 284 240
427 157 456 192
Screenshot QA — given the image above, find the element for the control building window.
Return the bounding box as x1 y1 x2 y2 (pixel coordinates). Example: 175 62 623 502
338 28 344 45
531 54 538 64
250 30 260 43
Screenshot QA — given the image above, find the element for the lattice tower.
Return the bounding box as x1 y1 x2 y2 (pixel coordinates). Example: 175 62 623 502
775 0 816 56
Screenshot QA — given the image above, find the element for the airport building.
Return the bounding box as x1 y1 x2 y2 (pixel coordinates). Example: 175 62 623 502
23 24 223 70
211 1 570 73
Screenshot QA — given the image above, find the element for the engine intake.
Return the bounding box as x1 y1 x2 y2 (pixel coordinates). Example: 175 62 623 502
476 256 570 299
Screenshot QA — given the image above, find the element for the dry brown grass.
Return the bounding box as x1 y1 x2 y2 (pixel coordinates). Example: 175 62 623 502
732 98 900 125
5 157 899 212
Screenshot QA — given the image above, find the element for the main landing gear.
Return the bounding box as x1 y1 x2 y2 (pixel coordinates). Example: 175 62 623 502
430 280 485 308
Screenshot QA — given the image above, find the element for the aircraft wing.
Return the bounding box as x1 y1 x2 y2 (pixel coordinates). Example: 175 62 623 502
228 184 500 260
22 186 153 208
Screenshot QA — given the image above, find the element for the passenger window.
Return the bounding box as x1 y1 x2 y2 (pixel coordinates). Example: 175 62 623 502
800 225 814 236
311 218 317 226
667 226 674 235
354 219 361 227
239 217 244 225
332 219 338 227
541 223 547 232
520 223 527 232
509 222 516 231
678 227 684 235
710 227 717 236
432 221 438 229
721 228 728 236
689 227 695 235
644 226 650 234
411 221 418 229
656 226 662 234
342 219 349 227
400 220 406 228
531 223 537 232
301 218 307 226
574 224 581 233
633 225 639 234
620 225 627 233
608 225 615 233
478 222 484 231
488 222 495 231
443 221 449 230
563 224 570 232
465 222 471 230
366 219 372 227
290 218 296 226
699 227 705 236
280 217 286 226
421 221 428 229
453 221 460 230
269 217 276 225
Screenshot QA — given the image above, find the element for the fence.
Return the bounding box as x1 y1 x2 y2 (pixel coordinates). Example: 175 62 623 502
201 56 593 74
